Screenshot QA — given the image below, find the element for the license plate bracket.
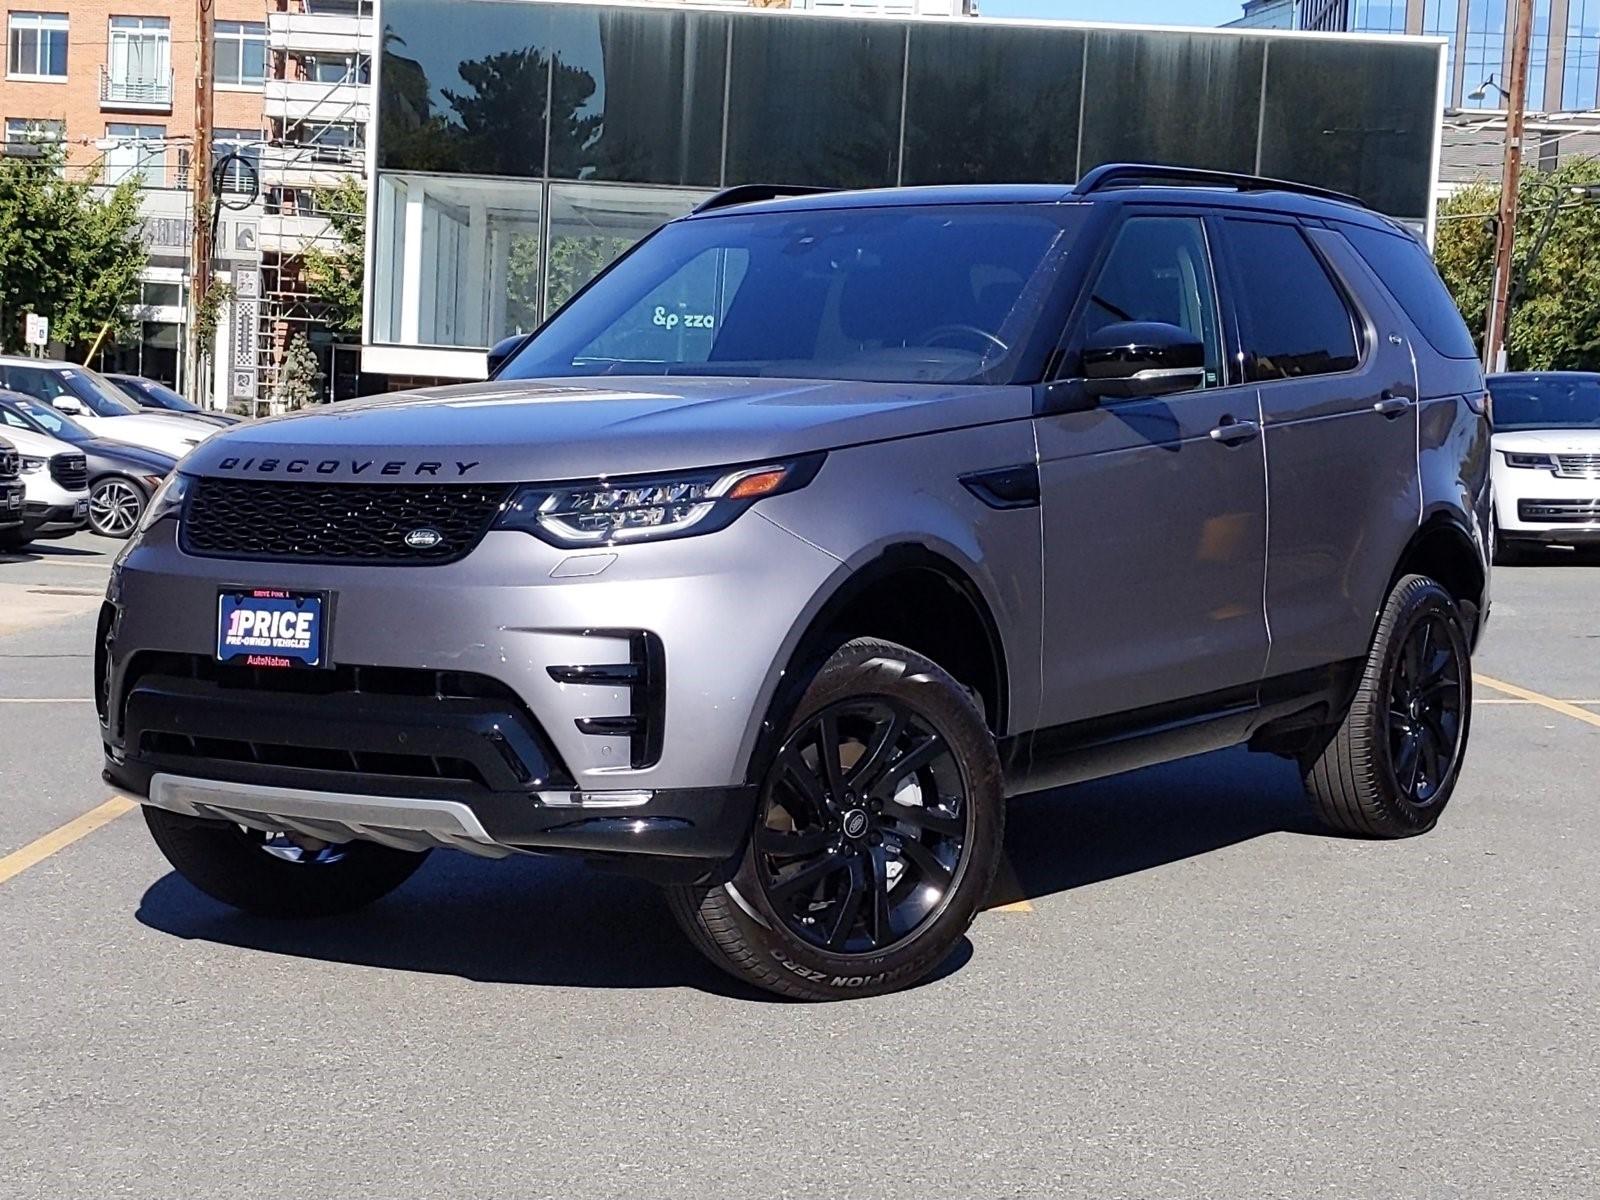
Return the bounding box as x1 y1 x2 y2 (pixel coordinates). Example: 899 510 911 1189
216 588 328 669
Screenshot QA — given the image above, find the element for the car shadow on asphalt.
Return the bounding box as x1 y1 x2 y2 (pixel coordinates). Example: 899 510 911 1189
991 746 1321 904
135 746 1314 998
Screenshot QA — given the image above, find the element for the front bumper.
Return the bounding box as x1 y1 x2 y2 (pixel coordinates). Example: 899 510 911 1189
19 499 89 539
1494 464 1600 542
101 511 841 869
0 482 24 529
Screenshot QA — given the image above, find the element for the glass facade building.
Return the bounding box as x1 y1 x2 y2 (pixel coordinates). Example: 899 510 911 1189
1251 0 1600 112
366 0 1446 377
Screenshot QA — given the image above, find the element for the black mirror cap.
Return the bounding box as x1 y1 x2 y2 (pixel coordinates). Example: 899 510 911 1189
1082 321 1206 400
486 333 529 378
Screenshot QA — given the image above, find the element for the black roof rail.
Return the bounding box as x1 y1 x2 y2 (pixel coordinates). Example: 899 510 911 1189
1073 163 1364 208
692 184 833 214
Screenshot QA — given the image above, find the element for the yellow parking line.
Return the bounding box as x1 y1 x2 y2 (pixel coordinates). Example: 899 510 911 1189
0 796 136 888
1474 674 1600 730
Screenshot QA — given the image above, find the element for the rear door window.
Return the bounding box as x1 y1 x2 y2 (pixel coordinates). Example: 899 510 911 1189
1226 219 1360 382
1337 221 1478 360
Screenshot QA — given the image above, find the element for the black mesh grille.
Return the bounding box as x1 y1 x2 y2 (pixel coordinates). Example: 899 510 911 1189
50 453 87 491
180 477 514 564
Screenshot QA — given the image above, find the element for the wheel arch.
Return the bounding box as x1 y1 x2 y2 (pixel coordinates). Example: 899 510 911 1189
741 543 1011 787
1388 511 1487 638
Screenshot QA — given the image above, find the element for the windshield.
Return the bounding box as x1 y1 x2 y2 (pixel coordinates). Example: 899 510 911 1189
1 363 138 416
124 378 197 412
498 203 1086 386
1489 375 1600 431
64 366 142 415
0 398 90 444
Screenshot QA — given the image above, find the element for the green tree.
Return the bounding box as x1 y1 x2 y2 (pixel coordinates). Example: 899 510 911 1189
1434 157 1600 370
301 176 366 335
0 146 148 355
275 334 321 409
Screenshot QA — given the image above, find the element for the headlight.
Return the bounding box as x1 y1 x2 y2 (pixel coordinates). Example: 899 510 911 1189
496 456 824 548
132 472 190 536
1503 452 1557 470
20 456 46 475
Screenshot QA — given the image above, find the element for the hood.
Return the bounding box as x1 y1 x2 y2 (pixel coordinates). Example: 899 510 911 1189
80 436 178 474
1492 428 1600 454
179 376 1032 484
106 411 217 438
0 424 78 458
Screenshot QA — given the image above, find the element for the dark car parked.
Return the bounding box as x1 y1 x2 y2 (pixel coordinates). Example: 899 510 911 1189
0 393 177 538
105 374 242 427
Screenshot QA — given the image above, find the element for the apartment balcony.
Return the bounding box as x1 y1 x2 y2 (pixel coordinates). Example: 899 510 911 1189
99 66 174 111
263 76 372 125
267 10 375 55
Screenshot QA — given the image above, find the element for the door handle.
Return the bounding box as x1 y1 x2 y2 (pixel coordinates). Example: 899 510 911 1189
1209 417 1260 445
1373 392 1413 417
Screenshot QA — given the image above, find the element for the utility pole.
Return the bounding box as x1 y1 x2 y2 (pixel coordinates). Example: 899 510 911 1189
188 0 215 403
1483 0 1536 373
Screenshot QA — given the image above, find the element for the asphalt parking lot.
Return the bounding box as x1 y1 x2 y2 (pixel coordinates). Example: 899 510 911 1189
2 532 1597 1199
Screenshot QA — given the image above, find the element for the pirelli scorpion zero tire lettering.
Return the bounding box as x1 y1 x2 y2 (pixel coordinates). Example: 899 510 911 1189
1303 574 1473 838
143 806 430 918
668 637 1004 1001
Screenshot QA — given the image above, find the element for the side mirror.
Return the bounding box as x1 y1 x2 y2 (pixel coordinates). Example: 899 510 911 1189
486 333 527 378
1082 321 1207 401
52 395 84 415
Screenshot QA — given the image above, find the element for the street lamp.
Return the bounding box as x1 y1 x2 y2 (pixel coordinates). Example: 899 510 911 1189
1469 74 1514 103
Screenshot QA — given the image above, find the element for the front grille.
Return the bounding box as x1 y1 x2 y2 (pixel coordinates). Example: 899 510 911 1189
1554 453 1600 479
0 448 18 481
50 453 87 491
181 477 514 564
1519 499 1600 523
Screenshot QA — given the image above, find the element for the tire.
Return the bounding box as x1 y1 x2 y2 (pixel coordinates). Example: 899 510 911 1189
668 637 1004 1001
88 476 146 539
1303 574 1473 838
143 805 429 918
0 529 28 550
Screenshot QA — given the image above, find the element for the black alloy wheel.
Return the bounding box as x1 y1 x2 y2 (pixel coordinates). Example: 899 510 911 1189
1385 611 1466 807
754 698 970 955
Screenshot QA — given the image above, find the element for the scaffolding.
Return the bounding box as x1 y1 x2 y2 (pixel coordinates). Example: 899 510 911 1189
245 0 375 412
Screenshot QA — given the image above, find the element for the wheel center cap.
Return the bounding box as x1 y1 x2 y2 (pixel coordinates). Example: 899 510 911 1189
841 809 870 839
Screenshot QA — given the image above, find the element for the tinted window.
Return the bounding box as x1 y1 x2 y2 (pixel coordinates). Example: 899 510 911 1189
501 205 1085 385
1079 30 1262 176
1487 375 1600 430
1080 216 1223 389
1228 220 1360 381
724 18 904 190
1257 37 1438 218
1338 222 1478 360
901 24 1082 186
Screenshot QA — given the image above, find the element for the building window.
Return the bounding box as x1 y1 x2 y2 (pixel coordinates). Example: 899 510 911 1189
3 116 64 156
104 123 166 185
1565 0 1600 110
7 11 68 79
215 21 267 87
1349 1 1407 33
287 121 365 164
213 128 261 194
301 53 370 85
107 16 171 104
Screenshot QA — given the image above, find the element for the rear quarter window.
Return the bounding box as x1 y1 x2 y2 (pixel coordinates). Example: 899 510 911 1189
1337 222 1478 361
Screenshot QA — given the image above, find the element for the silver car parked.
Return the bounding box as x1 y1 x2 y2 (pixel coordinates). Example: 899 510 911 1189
102 166 1491 999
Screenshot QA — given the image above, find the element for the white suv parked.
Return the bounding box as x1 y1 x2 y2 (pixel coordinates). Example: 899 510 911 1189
0 422 89 548
1488 372 1600 561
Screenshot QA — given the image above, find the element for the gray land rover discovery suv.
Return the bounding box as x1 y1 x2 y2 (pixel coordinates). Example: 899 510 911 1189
102 165 1491 1000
